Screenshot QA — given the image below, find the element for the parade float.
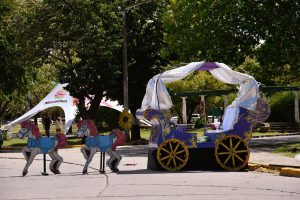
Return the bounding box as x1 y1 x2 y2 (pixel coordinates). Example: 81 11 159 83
136 62 270 171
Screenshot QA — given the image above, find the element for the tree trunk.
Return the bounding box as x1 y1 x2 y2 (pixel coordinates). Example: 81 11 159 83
131 119 141 141
77 94 102 121
0 100 9 120
130 108 141 141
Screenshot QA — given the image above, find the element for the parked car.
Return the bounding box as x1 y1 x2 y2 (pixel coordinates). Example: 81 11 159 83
191 114 201 123
170 116 178 124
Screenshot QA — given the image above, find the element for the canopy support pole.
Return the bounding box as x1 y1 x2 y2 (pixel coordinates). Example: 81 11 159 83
181 97 187 124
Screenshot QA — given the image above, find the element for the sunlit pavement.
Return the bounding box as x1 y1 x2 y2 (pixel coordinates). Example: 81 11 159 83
0 144 300 200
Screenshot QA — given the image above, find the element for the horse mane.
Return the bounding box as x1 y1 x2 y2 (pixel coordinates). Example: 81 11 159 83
111 129 125 151
77 120 84 129
77 119 98 136
86 120 98 136
20 120 41 138
55 133 68 149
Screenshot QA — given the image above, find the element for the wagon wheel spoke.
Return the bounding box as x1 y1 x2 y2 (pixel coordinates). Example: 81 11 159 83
176 150 186 155
235 150 248 153
231 155 236 168
173 158 177 168
166 158 172 167
169 142 173 152
230 137 233 149
174 143 180 152
175 156 185 163
218 152 230 155
220 143 230 151
162 148 170 154
224 155 231 165
233 140 242 150
234 154 245 162
160 155 170 161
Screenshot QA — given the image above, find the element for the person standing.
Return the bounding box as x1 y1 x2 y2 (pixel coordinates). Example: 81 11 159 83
55 117 63 134
43 112 51 137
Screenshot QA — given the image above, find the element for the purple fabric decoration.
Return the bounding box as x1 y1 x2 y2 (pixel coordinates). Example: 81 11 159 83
196 62 220 71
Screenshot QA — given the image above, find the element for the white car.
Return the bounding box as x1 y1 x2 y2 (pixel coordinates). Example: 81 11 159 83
170 116 178 124
191 114 200 123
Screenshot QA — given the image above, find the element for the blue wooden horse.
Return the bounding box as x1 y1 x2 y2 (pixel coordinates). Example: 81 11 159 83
76 120 125 174
17 120 67 176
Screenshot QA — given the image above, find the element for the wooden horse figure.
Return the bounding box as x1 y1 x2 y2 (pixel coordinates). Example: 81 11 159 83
17 120 67 176
76 120 125 174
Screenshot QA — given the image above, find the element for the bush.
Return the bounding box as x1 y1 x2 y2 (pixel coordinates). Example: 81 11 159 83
194 118 205 129
268 92 296 122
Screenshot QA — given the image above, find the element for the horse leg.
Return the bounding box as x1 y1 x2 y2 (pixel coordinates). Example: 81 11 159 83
49 151 63 174
22 146 31 161
22 148 39 176
80 146 90 160
106 150 115 171
82 148 97 174
107 149 122 172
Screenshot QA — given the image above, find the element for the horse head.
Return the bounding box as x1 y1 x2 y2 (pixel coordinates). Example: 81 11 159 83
76 120 89 137
18 121 40 139
76 119 98 137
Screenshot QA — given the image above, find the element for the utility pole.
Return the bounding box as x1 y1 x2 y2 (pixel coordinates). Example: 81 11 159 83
121 0 152 110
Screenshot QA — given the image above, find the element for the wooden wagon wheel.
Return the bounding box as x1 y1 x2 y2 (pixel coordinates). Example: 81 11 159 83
157 138 189 171
215 135 249 171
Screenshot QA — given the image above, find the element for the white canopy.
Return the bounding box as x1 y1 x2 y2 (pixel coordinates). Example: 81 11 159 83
141 61 258 111
1 83 77 133
1 84 125 133
140 61 259 130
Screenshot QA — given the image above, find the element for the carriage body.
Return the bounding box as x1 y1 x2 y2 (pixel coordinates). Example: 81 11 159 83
137 61 270 171
138 102 269 171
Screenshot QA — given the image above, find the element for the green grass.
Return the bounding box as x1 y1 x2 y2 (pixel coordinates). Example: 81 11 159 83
1 125 297 148
273 143 300 157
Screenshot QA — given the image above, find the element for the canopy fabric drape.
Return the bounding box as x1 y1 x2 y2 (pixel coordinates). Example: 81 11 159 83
140 61 259 130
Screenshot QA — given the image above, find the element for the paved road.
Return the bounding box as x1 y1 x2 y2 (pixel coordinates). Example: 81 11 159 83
0 142 300 200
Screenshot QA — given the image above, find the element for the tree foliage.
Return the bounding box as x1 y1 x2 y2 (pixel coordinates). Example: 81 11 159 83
120 0 170 112
9 0 123 120
0 0 26 94
163 0 300 85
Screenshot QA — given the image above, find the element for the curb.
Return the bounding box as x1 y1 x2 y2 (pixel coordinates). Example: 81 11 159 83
252 132 300 138
280 167 300 177
248 162 300 178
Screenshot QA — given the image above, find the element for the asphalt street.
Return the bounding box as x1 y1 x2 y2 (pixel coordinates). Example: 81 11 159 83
0 137 300 200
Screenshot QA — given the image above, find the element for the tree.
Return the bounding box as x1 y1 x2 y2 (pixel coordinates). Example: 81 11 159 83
9 0 123 120
163 0 300 85
0 0 29 121
0 0 26 94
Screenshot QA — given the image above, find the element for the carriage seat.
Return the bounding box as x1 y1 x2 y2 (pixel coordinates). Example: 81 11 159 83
204 106 239 142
